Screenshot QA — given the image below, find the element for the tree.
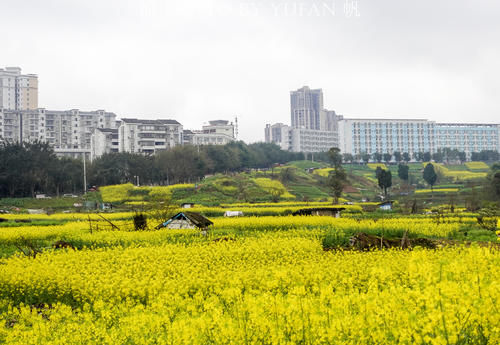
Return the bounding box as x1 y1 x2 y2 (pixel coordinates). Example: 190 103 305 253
488 163 500 201
361 152 371 164
327 147 342 167
492 172 500 201
458 151 466 164
432 151 444 163
372 152 382 163
327 147 346 204
383 153 392 164
423 163 438 193
377 169 392 197
327 168 347 204
422 152 431 162
279 167 296 183
0 141 58 197
402 152 411 163
342 153 354 164
398 164 409 183
393 151 402 163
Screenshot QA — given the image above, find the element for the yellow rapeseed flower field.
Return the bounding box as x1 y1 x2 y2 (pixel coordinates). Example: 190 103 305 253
0 237 498 344
367 163 387 170
465 161 489 170
1 211 498 344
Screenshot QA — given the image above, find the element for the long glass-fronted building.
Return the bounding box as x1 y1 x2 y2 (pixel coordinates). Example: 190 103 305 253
338 118 500 157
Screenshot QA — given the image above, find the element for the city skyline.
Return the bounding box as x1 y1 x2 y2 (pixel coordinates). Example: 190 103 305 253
1 0 499 143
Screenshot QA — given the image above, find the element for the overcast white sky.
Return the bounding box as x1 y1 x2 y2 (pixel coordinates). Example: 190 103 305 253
2 0 499 142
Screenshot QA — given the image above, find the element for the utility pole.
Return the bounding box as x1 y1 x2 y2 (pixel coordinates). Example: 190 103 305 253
83 152 87 194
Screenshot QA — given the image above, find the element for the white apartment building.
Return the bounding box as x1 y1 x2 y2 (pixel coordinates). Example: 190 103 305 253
337 118 500 158
91 128 119 160
0 108 117 159
290 128 337 153
119 118 183 155
0 67 38 110
184 120 236 146
434 123 500 157
264 123 338 153
338 118 435 156
265 123 291 150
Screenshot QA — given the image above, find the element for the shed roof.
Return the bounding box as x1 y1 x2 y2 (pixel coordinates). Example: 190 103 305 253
378 201 393 206
156 211 213 229
292 207 346 216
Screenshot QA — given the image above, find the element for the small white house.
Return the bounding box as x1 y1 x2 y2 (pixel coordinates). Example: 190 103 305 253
224 210 244 217
378 201 393 211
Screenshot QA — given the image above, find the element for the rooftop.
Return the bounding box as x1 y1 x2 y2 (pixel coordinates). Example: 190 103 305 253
121 118 180 125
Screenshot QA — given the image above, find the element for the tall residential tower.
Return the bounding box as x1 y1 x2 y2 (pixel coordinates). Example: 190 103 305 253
0 67 38 111
290 86 324 130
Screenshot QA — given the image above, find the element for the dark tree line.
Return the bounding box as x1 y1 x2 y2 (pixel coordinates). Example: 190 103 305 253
486 163 500 201
91 142 303 186
0 141 84 198
314 148 498 164
0 141 303 197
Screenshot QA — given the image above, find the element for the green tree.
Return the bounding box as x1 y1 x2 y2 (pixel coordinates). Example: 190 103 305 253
383 153 392 164
361 152 371 164
372 152 382 163
327 147 346 204
327 147 342 167
402 152 411 163
279 167 296 183
377 169 392 197
488 163 500 201
397 164 409 192
423 163 438 193
432 151 444 163
393 151 402 163
422 152 431 162
458 151 466 164
398 164 409 182
414 152 423 162
342 153 353 164
327 168 347 204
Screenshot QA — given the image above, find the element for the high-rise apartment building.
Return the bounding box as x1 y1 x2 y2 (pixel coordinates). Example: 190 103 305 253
0 108 117 159
265 86 339 152
0 67 38 110
290 86 324 130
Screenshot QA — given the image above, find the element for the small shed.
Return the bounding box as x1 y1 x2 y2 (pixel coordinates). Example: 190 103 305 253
378 201 393 211
181 203 195 209
156 211 213 230
292 207 345 218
